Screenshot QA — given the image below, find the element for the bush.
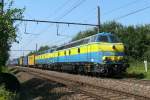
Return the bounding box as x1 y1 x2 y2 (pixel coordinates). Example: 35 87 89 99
0 73 20 92
0 85 17 100
144 47 150 61
0 66 9 73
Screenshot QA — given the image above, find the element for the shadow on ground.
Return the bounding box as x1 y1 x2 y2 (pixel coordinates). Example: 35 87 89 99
8 68 75 100
19 78 74 100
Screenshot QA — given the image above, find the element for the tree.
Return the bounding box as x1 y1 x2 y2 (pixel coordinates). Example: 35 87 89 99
38 45 50 52
28 45 54 55
0 1 24 68
71 21 123 41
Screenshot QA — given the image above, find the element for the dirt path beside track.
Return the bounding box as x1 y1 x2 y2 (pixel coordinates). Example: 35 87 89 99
10 68 95 100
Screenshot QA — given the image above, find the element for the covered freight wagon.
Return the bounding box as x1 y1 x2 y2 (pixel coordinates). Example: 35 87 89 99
13 58 19 66
28 55 35 67
19 57 23 66
23 56 28 66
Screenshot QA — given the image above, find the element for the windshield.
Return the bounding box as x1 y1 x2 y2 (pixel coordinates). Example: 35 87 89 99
109 35 121 43
97 35 109 42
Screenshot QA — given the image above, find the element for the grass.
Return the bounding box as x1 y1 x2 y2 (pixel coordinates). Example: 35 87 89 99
127 61 150 79
0 85 18 100
0 66 10 73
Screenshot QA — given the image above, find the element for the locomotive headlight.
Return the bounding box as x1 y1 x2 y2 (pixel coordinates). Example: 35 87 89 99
91 58 94 62
102 56 106 61
103 56 124 63
118 56 123 61
102 56 109 62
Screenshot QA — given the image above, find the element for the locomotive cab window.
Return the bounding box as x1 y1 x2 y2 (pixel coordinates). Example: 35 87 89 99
97 35 109 42
64 51 66 55
69 50 71 55
78 48 80 53
109 35 121 43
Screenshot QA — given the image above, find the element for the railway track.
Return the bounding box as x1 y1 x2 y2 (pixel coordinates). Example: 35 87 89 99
16 67 150 100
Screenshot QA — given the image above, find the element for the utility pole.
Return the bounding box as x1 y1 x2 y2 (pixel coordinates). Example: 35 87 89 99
36 43 38 52
97 6 100 33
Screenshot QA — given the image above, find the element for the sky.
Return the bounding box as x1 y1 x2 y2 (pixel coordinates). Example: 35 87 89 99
8 0 150 59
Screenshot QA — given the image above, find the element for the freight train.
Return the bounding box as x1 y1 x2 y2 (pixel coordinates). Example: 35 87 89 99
9 32 129 76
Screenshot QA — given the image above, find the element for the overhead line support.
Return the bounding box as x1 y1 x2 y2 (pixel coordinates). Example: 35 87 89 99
97 6 101 32
12 19 99 26
12 18 99 27
10 50 35 51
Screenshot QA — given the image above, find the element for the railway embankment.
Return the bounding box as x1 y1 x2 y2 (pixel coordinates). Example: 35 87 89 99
9 67 98 100
12 66 150 99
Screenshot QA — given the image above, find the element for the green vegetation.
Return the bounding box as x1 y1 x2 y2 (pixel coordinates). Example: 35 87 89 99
0 0 24 67
0 85 18 100
0 1 23 99
28 45 50 55
28 45 57 55
127 62 150 79
0 66 9 73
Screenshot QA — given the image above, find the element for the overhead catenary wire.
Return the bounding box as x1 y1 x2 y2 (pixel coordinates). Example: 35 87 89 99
22 0 76 48
43 0 88 41
23 1 148 51
23 0 88 47
40 0 88 36
103 0 140 15
45 0 72 19
10 50 35 51
42 0 87 36
38 0 87 34
114 5 150 20
13 1 150 58
56 0 87 20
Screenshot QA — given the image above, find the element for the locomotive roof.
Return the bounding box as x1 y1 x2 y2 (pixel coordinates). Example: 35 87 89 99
57 32 112 46
35 32 113 55
55 32 113 50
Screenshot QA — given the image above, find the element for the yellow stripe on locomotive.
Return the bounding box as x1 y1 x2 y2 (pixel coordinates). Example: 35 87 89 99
35 42 124 62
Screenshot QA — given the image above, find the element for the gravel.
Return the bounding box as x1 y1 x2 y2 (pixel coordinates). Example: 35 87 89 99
25 67 150 98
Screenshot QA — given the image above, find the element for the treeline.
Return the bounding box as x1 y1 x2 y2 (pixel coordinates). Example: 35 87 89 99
28 45 57 55
72 21 150 61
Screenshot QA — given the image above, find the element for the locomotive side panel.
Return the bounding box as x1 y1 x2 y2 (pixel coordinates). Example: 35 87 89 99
19 57 23 66
23 56 28 66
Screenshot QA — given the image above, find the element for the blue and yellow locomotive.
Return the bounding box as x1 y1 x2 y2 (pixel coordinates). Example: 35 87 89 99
10 32 129 76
